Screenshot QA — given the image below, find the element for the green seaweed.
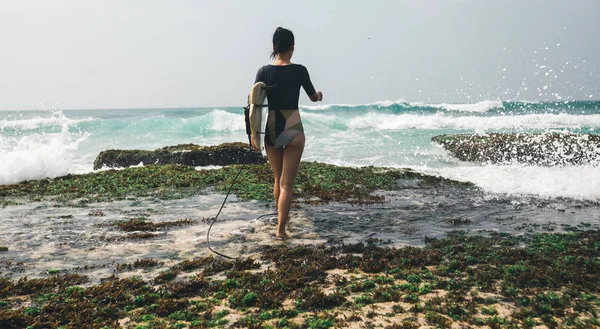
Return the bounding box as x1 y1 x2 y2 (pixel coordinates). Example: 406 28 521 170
116 258 161 272
0 161 472 206
105 218 198 232
0 230 598 328
305 315 334 329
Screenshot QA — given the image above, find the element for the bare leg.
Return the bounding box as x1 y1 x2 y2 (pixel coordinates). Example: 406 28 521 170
276 133 305 238
265 143 283 212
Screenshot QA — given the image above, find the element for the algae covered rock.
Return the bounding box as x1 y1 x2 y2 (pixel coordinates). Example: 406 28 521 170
432 133 600 165
1 161 470 204
93 142 264 169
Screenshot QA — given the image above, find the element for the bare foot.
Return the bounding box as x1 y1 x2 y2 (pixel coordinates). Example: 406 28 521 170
276 221 289 240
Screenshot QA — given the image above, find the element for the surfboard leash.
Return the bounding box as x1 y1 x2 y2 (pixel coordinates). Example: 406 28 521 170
206 146 278 260
207 102 276 259
206 105 253 259
206 156 248 260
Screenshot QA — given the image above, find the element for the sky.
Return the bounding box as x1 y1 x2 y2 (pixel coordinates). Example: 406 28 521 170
0 0 599 110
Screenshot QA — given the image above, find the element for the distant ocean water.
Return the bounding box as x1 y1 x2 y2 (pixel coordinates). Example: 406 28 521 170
1 100 599 200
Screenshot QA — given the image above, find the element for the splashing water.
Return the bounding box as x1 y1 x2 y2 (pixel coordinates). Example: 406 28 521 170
1 100 599 200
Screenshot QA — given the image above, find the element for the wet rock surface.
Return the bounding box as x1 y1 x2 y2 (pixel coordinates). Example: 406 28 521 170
432 133 600 165
93 142 265 169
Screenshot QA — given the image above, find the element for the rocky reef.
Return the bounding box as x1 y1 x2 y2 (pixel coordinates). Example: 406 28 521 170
2 142 600 328
432 133 600 165
1 231 598 328
1 161 472 205
93 142 265 170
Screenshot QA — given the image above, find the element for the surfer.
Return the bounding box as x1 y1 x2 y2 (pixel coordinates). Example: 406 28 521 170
255 27 323 240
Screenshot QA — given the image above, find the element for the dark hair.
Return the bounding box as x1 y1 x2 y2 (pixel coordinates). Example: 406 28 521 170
270 27 294 59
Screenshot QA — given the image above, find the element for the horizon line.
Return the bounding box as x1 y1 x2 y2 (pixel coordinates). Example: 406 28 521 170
0 99 599 112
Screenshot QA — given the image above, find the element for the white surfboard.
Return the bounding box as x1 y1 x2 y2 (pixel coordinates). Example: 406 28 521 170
248 82 268 152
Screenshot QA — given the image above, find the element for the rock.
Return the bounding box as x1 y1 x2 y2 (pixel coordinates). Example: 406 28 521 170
432 133 600 166
93 142 265 169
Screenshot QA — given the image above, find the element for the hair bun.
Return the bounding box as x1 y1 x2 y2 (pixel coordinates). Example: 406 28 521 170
270 27 294 59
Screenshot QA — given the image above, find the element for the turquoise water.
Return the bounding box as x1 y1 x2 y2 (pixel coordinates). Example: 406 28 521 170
1 100 600 200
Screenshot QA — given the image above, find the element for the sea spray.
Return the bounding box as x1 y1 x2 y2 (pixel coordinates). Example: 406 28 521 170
1 101 599 200
430 164 600 201
0 113 89 185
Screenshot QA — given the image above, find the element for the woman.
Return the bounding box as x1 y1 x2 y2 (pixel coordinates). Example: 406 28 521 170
254 27 323 240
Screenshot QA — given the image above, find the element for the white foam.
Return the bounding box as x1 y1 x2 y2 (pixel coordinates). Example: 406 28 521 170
372 99 409 107
301 104 337 110
3 106 599 202
0 124 89 185
301 99 502 113
207 110 245 132
432 164 600 201
301 99 409 110
0 111 94 130
424 100 504 113
194 165 223 171
347 112 600 131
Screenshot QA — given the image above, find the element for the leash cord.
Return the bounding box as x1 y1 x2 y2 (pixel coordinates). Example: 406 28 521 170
206 161 248 259
206 148 278 259
207 101 275 259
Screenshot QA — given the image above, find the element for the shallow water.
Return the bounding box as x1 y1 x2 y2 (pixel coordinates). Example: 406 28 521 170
2 183 599 283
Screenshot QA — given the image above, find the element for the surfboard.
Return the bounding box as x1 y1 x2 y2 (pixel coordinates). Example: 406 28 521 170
248 82 268 152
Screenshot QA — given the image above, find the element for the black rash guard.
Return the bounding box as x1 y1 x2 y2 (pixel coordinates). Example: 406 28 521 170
254 64 316 111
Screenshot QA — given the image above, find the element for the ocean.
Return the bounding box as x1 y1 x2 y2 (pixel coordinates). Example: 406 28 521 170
1 100 600 201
